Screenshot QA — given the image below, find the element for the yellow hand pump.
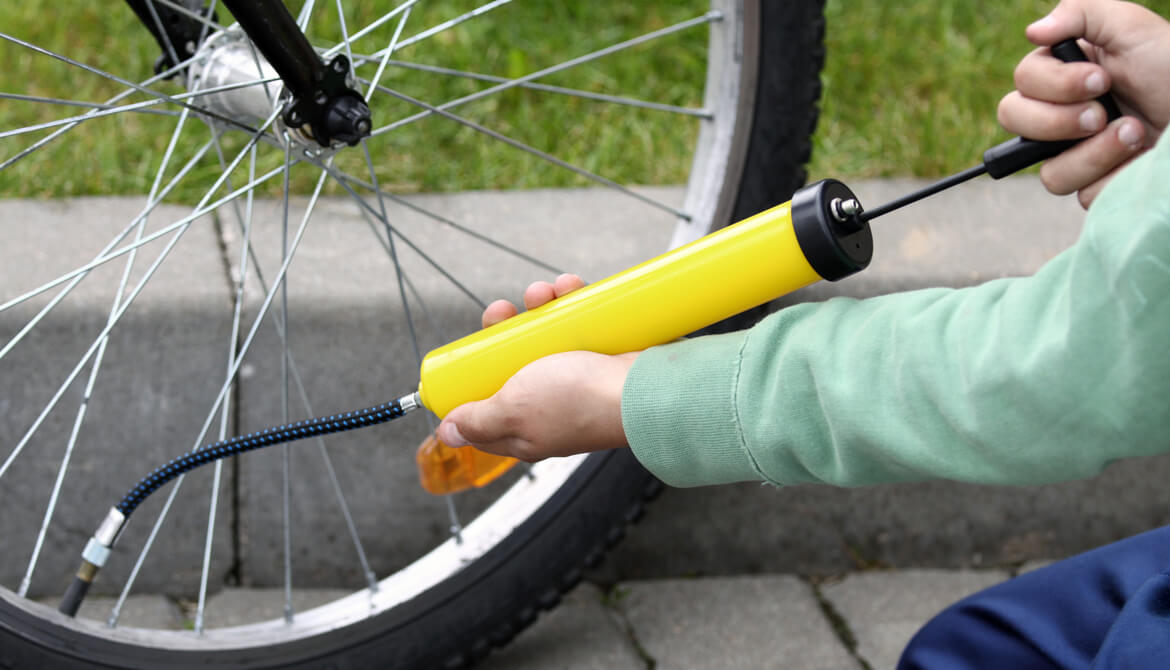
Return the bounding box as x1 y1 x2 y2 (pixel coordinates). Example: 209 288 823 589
414 179 871 493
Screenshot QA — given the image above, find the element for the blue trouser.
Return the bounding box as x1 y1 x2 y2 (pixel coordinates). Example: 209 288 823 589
898 524 1170 669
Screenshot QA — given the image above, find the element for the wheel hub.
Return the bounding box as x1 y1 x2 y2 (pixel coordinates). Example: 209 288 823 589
186 25 370 151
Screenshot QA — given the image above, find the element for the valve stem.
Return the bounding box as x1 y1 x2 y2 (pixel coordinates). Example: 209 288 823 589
59 507 126 617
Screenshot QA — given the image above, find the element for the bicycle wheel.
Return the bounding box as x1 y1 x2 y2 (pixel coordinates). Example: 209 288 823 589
0 0 824 667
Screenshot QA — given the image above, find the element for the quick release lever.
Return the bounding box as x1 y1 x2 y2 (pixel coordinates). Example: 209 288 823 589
850 38 1125 225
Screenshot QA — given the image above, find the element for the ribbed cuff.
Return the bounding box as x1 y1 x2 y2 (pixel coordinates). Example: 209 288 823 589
621 331 762 487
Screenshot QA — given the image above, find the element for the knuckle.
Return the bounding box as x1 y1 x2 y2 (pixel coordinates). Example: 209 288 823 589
1080 132 1129 176
511 441 543 463
996 93 1016 128
1012 56 1033 90
1038 163 1076 196
498 409 526 435
1012 48 1047 89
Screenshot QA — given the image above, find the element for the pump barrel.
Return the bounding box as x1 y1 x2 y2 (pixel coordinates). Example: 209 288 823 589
417 179 870 418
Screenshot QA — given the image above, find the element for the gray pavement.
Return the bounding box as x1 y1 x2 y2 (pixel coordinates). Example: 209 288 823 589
44 569 1018 669
6 182 1169 667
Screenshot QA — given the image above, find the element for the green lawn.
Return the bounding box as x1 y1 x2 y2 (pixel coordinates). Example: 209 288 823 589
2 0 1167 199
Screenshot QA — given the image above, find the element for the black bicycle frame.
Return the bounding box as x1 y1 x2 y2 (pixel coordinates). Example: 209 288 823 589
125 0 372 146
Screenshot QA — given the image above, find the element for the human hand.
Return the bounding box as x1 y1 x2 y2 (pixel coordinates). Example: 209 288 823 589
997 0 1170 207
436 274 638 462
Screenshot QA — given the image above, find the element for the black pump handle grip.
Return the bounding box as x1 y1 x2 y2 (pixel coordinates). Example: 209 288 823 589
983 38 1124 179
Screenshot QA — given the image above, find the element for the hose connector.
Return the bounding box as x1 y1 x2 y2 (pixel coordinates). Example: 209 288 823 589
59 507 125 617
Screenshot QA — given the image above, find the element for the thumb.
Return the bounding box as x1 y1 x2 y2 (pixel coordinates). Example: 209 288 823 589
437 398 512 448
1026 0 1152 51
436 415 469 447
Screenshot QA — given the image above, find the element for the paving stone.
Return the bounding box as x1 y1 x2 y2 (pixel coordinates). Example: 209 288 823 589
36 594 186 630
480 584 645 670
617 576 857 670
820 569 1010 670
0 198 234 598
200 587 353 629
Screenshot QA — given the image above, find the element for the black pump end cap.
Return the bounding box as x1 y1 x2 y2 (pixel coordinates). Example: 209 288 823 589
790 179 872 281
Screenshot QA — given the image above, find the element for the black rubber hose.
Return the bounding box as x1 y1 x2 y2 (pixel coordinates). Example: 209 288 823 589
116 397 410 517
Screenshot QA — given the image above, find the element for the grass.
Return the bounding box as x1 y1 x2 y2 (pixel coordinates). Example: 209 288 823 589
2 0 1168 200
0 1 709 200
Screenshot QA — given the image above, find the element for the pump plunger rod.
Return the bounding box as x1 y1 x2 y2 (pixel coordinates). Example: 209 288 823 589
856 38 1122 224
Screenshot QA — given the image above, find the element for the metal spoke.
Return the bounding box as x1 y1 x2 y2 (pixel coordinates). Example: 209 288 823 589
193 138 255 634
0 162 285 317
0 59 193 173
334 0 355 66
372 59 710 118
369 11 718 138
280 140 295 623
151 0 226 33
320 0 420 60
360 141 465 541
363 5 412 101
0 92 182 117
0 32 261 136
234 0 277 108
335 171 562 276
0 76 281 141
144 0 183 70
296 0 319 32
382 0 513 54
361 144 420 362
370 82 688 219
317 163 487 309
225 210 381 594
1 199 191 486
113 161 330 625
0 139 214 364
15 107 198 597
0 98 175 140
0 111 278 485
0 0 716 633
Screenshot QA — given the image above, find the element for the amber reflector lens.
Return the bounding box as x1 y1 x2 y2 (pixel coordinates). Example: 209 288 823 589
415 432 519 495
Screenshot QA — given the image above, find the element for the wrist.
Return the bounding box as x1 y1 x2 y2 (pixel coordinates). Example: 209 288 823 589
600 351 640 448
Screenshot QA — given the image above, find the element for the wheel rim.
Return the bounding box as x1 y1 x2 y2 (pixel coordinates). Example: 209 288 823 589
0 0 753 649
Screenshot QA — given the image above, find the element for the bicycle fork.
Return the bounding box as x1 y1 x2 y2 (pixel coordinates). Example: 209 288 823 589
126 0 372 147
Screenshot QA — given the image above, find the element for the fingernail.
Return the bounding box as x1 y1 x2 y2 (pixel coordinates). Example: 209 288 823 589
1079 107 1103 132
1028 15 1056 32
1085 71 1106 95
438 422 466 447
1119 120 1143 149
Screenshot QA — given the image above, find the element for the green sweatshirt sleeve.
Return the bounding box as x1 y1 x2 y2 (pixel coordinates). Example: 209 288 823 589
622 132 1170 489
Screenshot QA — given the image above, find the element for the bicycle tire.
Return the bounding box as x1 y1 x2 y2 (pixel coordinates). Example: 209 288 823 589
0 0 824 667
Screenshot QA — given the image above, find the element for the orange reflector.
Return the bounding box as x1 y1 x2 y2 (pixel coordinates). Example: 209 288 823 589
415 432 519 495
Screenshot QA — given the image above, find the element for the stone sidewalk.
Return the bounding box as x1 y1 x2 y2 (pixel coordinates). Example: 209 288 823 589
8 181 1167 668
58 566 1044 669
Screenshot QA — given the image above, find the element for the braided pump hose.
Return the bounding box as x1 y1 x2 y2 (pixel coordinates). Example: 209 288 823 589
58 392 420 617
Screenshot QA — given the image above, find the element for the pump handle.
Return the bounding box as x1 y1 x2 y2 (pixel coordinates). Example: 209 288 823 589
983 38 1124 178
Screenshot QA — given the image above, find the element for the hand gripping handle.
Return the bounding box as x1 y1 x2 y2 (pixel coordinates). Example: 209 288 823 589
983 38 1124 179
